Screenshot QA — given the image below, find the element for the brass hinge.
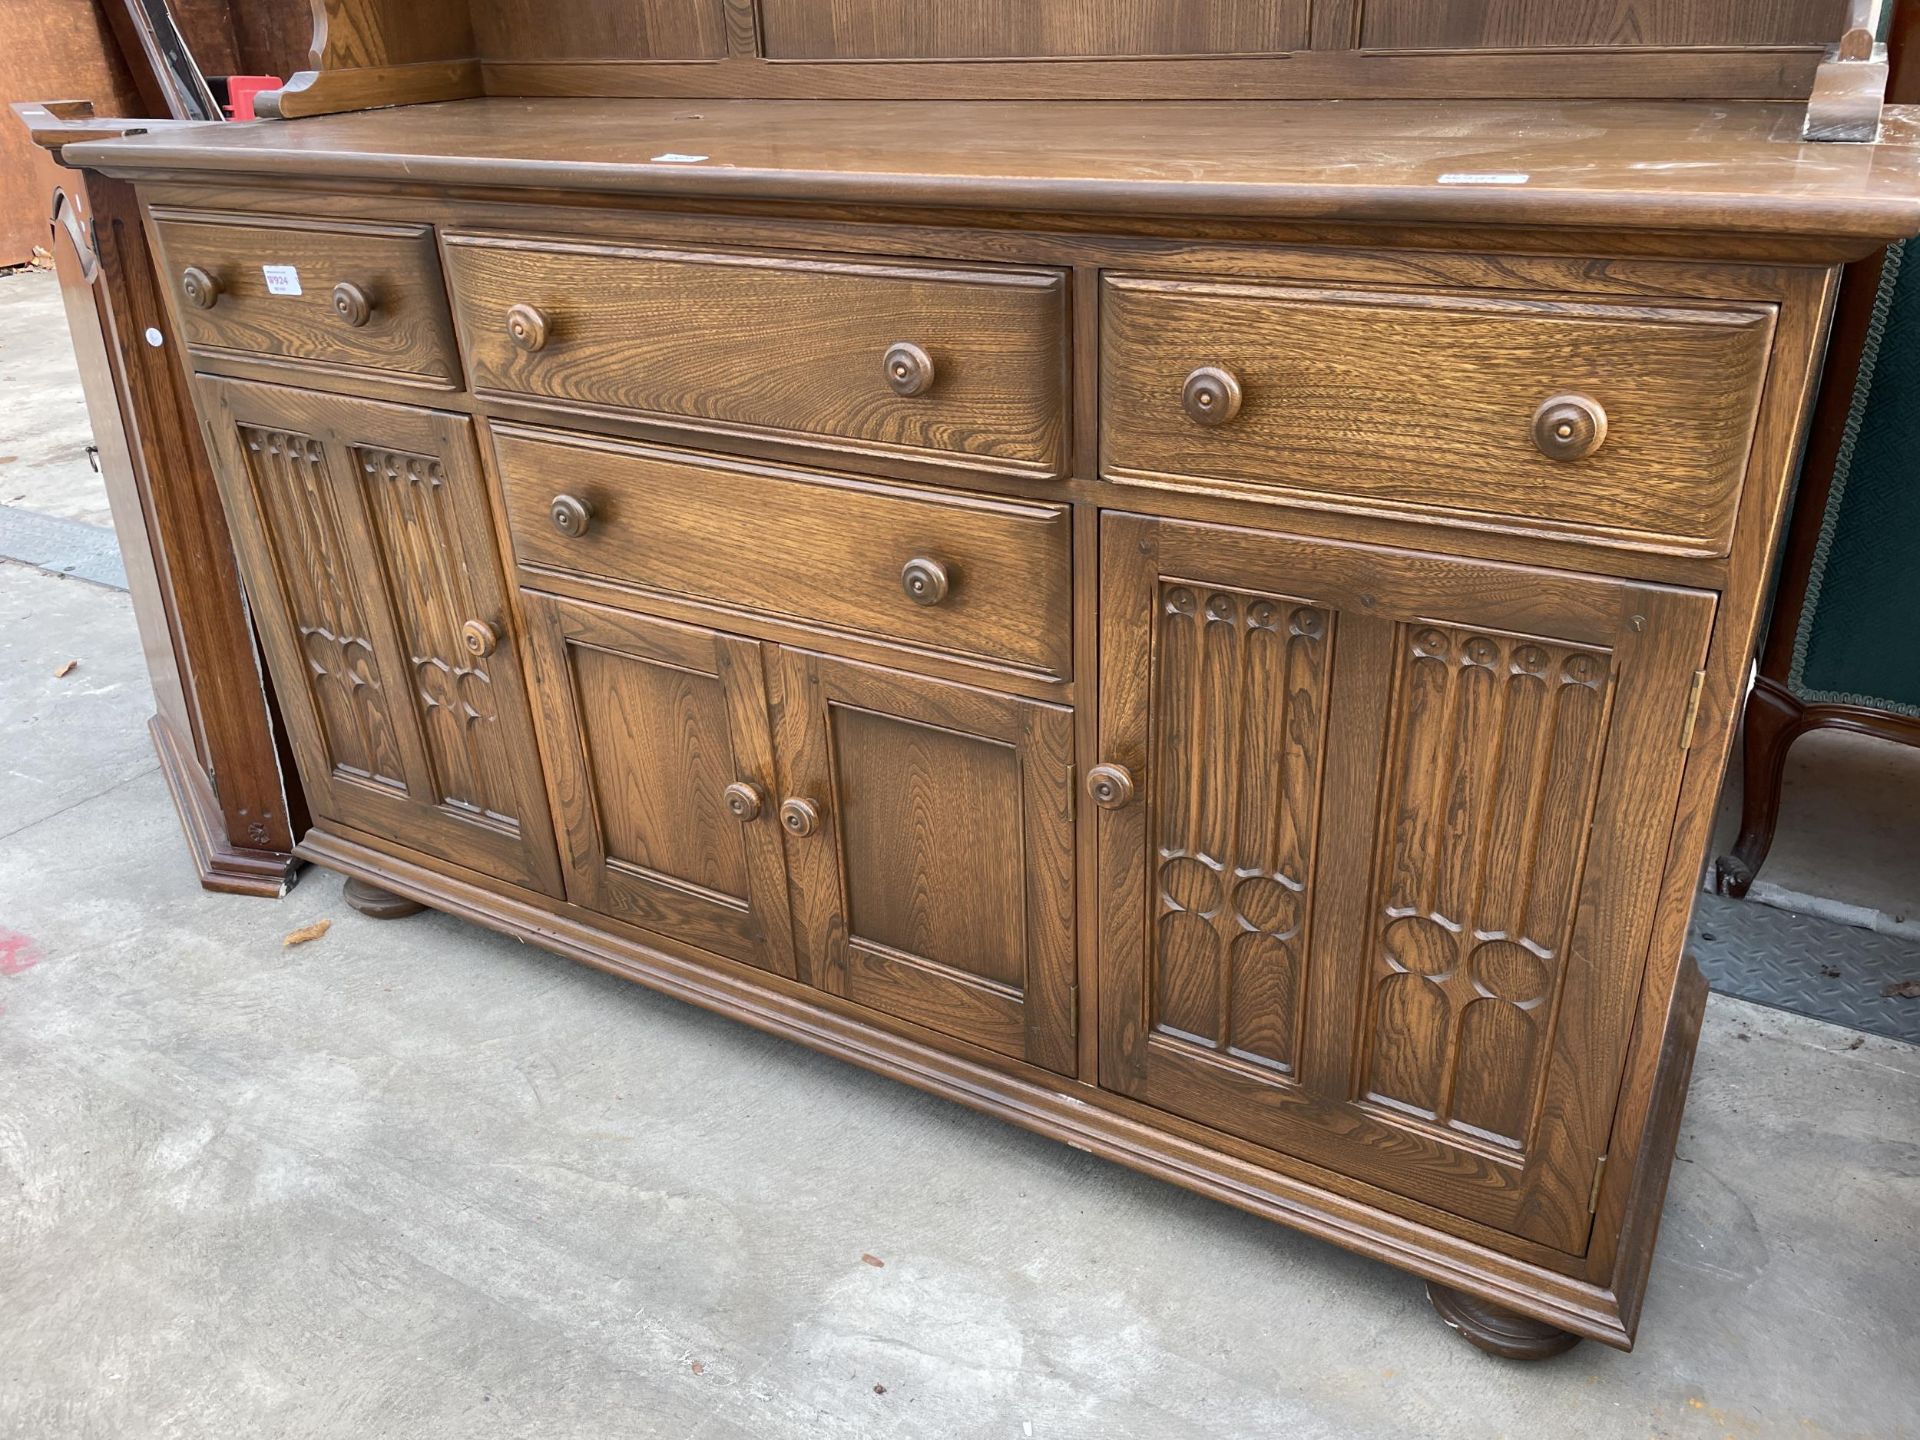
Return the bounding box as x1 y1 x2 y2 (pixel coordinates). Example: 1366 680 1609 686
1588 1154 1610 1215
1678 670 1708 750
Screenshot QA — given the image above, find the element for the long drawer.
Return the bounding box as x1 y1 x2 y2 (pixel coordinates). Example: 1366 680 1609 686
1101 275 1776 556
446 237 1070 474
492 425 1073 679
150 212 459 383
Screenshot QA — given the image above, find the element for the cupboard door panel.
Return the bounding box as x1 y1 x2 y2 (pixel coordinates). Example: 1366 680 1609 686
1097 514 1714 1252
523 596 796 979
778 651 1077 1073
198 377 560 894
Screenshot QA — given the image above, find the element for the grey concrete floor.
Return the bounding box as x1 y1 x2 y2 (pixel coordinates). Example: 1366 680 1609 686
2 562 1919 1439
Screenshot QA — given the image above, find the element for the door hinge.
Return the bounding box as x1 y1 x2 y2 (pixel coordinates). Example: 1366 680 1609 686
1588 1154 1610 1215
1678 669 1707 750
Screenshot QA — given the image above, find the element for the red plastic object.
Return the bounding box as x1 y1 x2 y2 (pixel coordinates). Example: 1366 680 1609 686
223 76 283 122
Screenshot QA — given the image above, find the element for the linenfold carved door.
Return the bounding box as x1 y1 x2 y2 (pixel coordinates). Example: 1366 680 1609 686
1095 514 1714 1252
199 377 560 894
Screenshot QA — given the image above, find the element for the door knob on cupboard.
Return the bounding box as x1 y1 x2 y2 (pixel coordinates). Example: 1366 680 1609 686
884 341 935 396
1182 367 1243 426
1086 763 1137 809
461 619 500 658
724 782 766 821
779 797 821 837
549 493 593 538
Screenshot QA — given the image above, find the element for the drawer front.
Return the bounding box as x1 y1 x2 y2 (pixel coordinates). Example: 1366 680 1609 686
493 426 1073 679
446 237 1068 474
151 213 459 383
1102 276 1775 556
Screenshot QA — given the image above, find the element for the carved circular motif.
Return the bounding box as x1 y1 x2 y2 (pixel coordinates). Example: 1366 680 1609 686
1465 635 1501 668
1160 856 1224 916
1233 874 1303 937
1205 593 1237 623
1165 587 1198 616
1512 644 1550 676
1248 600 1280 630
1382 914 1457 979
1469 939 1552 1007
1413 628 1451 660
1290 607 1325 639
1563 653 1604 686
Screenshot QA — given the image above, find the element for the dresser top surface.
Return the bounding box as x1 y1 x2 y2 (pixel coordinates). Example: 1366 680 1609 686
70 96 1920 241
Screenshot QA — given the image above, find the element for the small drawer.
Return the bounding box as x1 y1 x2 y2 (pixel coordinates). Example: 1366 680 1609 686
492 425 1073 679
151 212 459 383
445 237 1068 475
1101 276 1775 557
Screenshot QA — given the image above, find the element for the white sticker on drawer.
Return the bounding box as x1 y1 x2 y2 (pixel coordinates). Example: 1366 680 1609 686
261 264 303 296
1436 172 1531 185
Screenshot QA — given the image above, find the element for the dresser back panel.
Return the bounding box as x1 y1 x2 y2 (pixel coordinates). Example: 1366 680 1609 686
446 0 1845 102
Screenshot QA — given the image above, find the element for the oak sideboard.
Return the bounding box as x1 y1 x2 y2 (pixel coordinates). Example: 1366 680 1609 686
43 0 1920 1359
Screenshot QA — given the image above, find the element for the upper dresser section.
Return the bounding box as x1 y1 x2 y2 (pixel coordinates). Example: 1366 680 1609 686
443 237 1067 475
213 0 1861 119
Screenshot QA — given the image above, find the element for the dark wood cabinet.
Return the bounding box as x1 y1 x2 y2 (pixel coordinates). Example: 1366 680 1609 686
58 0 1920 1362
775 648 1078 1074
522 594 796 977
1094 515 1714 1252
199 379 559 894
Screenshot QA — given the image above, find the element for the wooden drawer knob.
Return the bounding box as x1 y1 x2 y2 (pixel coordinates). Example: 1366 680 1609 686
779 797 821 837
1532 394 1608 461
1086 763 1136 810
549 493 593 539
723 781 765 821
331 281 373 328
900 556 950 606
884 341 935 397
1183 367 1243 427
508 303 551 353
181 266 222 310
461 619 500 658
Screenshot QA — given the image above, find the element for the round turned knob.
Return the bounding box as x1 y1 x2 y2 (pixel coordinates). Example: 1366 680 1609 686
723 781 765 822
884 341 935 397
460 619 499 658
180 266 222 310
1086 763 1137 810
507 303 551 353
549 493 593 539
1532 394 1608 461
1183 367 1243 427
331 281 373 328
779 797 821 837
900 556 950 607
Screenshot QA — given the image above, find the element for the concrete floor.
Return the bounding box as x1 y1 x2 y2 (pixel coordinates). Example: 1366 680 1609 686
2 269 1918 1439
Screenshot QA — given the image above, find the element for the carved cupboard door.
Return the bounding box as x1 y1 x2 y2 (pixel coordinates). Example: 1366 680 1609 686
521 596 797 978
775 650 1077 1074
198 378 560 894
1095 514 1715 1252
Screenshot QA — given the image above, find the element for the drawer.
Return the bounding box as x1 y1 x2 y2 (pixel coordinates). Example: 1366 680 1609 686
492 425 1073 679
1101 276 1775 557
150 212 459 383
445 237 1068 474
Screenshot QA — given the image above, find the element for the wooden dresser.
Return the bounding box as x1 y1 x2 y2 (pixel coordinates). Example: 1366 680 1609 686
51 0 1920 1360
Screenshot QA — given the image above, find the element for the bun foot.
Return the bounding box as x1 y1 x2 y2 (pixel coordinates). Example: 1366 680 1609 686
1426 1283 1581 1360
342 875 426 920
